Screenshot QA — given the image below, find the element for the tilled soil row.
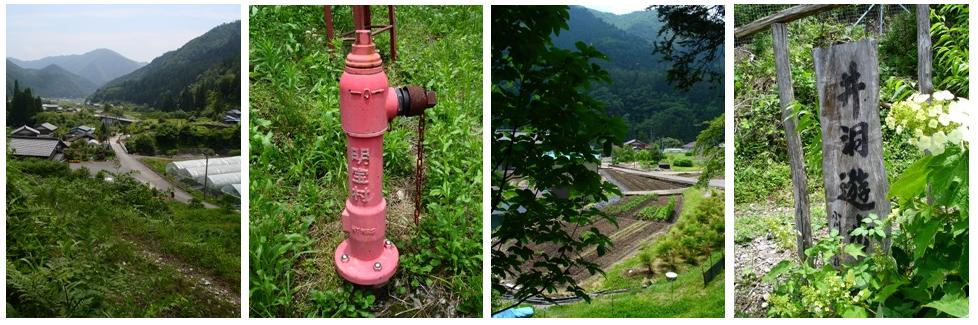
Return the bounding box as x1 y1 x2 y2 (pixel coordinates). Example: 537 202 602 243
604 169 686 192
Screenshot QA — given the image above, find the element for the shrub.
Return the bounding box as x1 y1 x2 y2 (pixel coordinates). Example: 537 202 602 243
673 159 693 167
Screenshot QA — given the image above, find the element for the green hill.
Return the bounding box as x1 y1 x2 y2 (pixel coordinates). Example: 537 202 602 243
90 21 241 117
552 6 723 143
6 60 99 98
9 48 144 86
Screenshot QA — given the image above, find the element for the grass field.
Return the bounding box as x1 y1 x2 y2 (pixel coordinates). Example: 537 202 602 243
248 5 483 317
537 253 724 318
6 159 240 317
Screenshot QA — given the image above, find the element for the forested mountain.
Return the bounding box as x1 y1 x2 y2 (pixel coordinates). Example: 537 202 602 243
553 6 723 142
6 60 98 98
8 48 144 86
90 21 241 118
587 8 666 42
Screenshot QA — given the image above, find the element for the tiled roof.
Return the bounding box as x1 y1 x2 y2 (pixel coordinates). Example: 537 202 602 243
11 125 40 136
40 122 58 131
9 137 65 157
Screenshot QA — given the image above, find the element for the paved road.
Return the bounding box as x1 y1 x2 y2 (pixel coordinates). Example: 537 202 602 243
70 135 218 209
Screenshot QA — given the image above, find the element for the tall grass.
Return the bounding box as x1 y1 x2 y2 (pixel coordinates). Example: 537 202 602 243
248 5 483 317
6 159 239 317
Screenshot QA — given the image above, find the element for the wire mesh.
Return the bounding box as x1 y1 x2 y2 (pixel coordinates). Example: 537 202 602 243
734 4 915 47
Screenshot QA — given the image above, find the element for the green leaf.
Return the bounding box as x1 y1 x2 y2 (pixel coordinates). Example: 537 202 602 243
841 306 869 318
912 215 942 260
924 294 968 317
763 260 792 283
888 155 932 204
843 244 866 259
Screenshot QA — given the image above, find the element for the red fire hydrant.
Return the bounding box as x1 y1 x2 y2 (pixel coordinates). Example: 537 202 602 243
334 30 436 285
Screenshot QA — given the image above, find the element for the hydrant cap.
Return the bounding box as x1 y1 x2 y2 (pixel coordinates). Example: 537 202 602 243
404 86 437 116
345 30 383 73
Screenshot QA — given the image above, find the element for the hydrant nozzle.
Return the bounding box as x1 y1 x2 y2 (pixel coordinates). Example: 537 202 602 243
334 30 436 286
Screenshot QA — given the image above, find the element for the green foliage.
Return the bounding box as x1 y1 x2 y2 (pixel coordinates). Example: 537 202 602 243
673 158 693 167
64 140 112 161
649 189 723 271
249 5 482 317
554 6 723 143
652 5 725 90
127 132 158 155
91 21 241 118
540 189 723 318
636 196 676 222
536 261 724 318
126 119 240 155
6 158 239 317
766 145 968 317
491 5 626 313
6 80 43 127
693 114 724 185
879 12 918 79
930 4 969 97
604 194 655 215
306 285 375 318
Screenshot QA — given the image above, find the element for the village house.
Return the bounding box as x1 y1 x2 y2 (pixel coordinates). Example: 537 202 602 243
97 115 137 127
69 125 96 136
9 137 69 161
623 139 648 150
37 122 58 136
11 125 41 137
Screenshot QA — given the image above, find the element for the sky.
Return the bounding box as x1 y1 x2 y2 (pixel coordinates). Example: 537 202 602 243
6 4 240 62
583 4 650 15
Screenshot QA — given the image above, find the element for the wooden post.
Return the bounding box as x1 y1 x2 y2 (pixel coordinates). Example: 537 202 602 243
772 23 813 263
916 4 933 94
324 6 335 50
388 6 397 62
813 39 890 263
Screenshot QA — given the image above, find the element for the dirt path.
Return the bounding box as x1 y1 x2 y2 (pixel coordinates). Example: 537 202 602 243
124 238 240 310
70 135 217 209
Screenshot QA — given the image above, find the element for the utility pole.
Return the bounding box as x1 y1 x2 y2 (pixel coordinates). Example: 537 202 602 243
202 151 209 199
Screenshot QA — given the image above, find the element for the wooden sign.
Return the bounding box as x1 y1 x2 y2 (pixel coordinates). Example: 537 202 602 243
813 39 890 259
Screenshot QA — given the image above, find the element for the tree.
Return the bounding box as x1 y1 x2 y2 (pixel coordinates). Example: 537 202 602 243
694 114 724 186
650 5 725 90
647 144 665 164
491 5 626 314
6 80 43 127
656 137 684 149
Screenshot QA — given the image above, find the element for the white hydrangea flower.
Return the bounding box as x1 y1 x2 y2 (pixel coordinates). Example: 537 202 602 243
896 125 903 134
938 113 952 126
912 93 931 103
928 119 939 128
917 134 931 150
933 90 955 101
947 127 964 145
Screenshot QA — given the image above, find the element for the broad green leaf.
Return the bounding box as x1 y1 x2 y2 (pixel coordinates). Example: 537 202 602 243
888 155 932 203
841 306 869 318
924 294 968 317
763 260 792 283
912 215 942 260
843 243 866 259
